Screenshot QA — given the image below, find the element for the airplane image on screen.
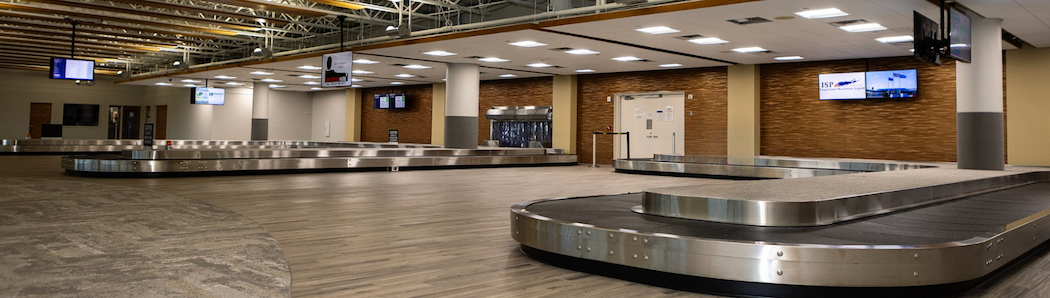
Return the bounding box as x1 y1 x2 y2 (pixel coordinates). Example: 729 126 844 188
835 79 858 87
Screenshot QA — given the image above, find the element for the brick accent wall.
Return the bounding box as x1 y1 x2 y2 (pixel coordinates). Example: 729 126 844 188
760 57 958 162
577 67 730 164
477 77 553 143
360 84 433 144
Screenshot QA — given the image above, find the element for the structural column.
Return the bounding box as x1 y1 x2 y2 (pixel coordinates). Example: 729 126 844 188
431 83 446 145
956 16 1004 170
727 64 760 164
344 88 362 142
251 81 269 140
444 63 480 149
552 75 577 154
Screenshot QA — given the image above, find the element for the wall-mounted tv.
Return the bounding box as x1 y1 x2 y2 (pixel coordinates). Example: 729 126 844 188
62 104 100 126
818 72 866 100
819 69 919 100
50 58 95 81
392 93 407 109
866 69 918 99
914 11 942 66
374 94 390 109
949 8 972 63
190 87 226 105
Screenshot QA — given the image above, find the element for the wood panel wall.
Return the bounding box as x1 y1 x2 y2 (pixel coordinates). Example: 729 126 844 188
576 67 729 164
360 84 434 144
760 57 958 162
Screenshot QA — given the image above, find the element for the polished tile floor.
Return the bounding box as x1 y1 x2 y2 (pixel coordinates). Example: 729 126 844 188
2 155 1048 297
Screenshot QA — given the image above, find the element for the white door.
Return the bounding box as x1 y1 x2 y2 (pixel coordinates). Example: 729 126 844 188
615 93 685 159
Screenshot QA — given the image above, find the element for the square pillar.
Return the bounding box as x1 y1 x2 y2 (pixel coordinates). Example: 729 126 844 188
727 64 760 164
553 75 577 154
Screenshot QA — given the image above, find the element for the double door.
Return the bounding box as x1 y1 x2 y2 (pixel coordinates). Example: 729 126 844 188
615 92 685 159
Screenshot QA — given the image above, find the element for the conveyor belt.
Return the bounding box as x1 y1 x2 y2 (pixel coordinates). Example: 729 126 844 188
524 182 1050 245
511 181 1050 296
613 156 934 179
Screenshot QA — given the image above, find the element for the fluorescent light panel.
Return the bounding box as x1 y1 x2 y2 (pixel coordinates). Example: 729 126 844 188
155 82 172 86
403 64 431 69
839 23 886 33
795 8 849 19
352 59 379 64
299 75 321 79
181 79 201 83
876 35 914 43
526 63 555 68
659 63 682 67
297 65 322 70
636 26 680 34
423 50 457 56
311 87 322 90
575 69 595 73
390 82 404 85
509 40 546 47
565 49 599 55
269 84 285 88
499 74 517 78
688 37 729 45
304 82 320 85
226 82 244 86
478 57 509 62
732 47 768 53
249 71 273 75
352 70 374 74
775 56 804 61
395 74 415 78
261 78 282 83
214 75 236 79
612 56 643 62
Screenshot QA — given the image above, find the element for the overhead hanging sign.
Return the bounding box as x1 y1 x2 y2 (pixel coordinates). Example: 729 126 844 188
322 51 353 88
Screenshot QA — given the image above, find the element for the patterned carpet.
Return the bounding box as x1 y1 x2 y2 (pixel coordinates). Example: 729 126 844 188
0 178 290 298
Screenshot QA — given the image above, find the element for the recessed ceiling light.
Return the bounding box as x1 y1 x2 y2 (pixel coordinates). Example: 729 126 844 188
395 74 416 78
732 47 768 53
575 69 595 73
565 49 600 55
250 71 273 75
215 75 236 79
226 82 244 86
526 62 555 68
297 65 322 70
311 87 322 90
839 23 886 33
352 70 374 74
659 63 683 68
876 35 914 43
403 64 431 69
423 50 457 56
183 84 197 87
304 81 320 85
795 8 849 19
351 78 363 82
261 78 282 83
636 26 680 34
509 40 546 47
269 84 285 88
351 84 362 88
478 57 509 63
775 56 804 61
352 59 379 64
155 82 172 86
499 74 517 78
688 37 729 45
612 56 643 62
391 82 404 85
181 79 201 83
299 75 321 79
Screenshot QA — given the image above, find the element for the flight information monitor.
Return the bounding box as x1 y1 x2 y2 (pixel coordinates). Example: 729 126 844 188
50 58 95 81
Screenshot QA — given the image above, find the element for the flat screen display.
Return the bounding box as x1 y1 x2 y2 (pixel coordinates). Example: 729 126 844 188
62 104 100 126
914 10 942 66
818 72 866 100
865 69 918 99
50 58 95 81
949 8 972 63
392 94 407 109
191 87 226 105
374 94 390 109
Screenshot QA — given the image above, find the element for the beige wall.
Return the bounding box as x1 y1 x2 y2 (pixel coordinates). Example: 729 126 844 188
1006 46 1050 166
343 88 362 142
727 64 760 163
431 83 446 145
311 90 347 141
552 75 577 153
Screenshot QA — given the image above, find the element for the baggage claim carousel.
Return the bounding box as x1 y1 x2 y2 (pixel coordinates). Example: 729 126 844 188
1 139 576 176
512 155 1050 297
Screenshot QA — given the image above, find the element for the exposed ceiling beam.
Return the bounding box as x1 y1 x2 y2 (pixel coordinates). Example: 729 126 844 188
0 11 221 40
0 49 120 61
303 0 366 10
0 31 179 48
0 18 200 44
0 27 193 47
198 0 330 18
0 2 243 36
16 0 264 31
0 35 174 53
100 0 291 26
0 43 132 57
